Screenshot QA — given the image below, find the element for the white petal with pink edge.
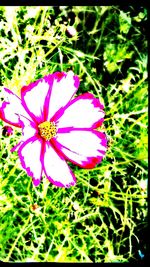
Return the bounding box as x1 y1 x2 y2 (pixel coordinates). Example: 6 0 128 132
11 115 38 153
42 142 76 187
21 77 51 123
18 115 38 141
55 93 104 129
53 130 107 168
0 88 31 127
18 136 43 186
47 71 80 120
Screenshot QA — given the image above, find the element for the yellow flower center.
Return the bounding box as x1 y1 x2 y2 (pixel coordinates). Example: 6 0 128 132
38 121 57 141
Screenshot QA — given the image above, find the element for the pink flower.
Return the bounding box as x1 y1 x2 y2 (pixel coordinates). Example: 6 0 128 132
0 71 107 187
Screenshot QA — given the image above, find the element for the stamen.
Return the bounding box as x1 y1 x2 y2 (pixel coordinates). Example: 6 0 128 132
38 121 57 141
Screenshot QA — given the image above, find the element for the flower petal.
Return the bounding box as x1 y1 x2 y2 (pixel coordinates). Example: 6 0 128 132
18 136 43 186
19 115 38 141
53 130 107 168
42 142 76 187
11 116 38 152
0 88 30 127
21 76 53 123
55 93 104 129
47 71 80 120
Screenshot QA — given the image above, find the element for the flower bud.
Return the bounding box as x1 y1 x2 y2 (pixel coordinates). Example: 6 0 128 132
2 125 13 137
66 25 77 37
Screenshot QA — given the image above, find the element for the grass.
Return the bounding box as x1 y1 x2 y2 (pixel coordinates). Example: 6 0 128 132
0 6 148 263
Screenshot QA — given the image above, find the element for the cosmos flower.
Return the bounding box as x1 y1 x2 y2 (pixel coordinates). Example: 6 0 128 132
0 71 107 187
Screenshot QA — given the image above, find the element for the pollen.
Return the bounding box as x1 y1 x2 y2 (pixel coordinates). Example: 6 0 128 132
38 121 57 141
